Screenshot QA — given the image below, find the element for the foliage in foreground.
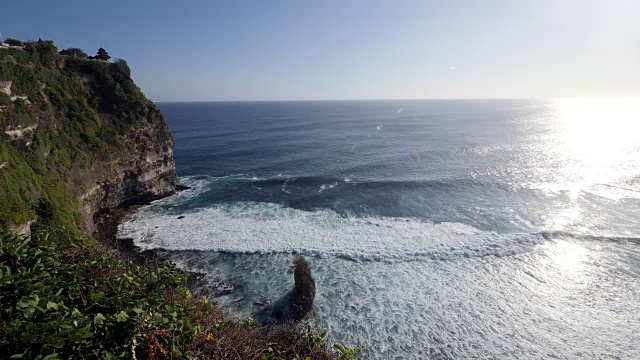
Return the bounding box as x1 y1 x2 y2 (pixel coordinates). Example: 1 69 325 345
0 229 359 359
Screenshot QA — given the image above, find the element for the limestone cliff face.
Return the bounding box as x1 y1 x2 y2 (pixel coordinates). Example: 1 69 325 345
78 118 176 234
0 41 176 234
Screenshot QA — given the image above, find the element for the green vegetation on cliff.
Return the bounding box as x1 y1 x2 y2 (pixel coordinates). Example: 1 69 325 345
0 40 166 230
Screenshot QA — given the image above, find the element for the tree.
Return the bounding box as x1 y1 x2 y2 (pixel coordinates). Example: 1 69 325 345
95 48 111 61
5 38 23 47
59 47 88 58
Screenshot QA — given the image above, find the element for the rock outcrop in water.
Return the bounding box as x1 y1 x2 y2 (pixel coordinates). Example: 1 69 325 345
293 256 316 317
256 256 316 324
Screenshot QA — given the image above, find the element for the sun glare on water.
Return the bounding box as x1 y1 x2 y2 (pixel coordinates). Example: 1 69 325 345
540 97 640 277
549 97 640 198
553 97 640 163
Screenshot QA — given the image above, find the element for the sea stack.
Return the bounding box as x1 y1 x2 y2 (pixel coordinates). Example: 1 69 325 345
293 256 316 318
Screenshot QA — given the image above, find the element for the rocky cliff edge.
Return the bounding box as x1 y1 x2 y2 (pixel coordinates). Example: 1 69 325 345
0 41 176 235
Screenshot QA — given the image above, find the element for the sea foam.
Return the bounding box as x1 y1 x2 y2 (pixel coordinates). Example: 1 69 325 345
118 200 546 262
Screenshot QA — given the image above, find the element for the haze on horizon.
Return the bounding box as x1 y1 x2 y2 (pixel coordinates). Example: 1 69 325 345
2 0 639 102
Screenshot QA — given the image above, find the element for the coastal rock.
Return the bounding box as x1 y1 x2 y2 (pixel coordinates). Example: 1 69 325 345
0 80 11 95
292 256 316 317
255 256 316 324
175 184 191 191
79 122 176 235
4 124 38 141
7 219 36 236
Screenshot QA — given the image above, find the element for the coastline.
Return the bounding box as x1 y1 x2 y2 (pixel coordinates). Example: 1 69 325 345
92 184 210 291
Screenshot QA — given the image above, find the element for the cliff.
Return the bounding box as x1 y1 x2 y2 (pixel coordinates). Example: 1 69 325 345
0 41 175 235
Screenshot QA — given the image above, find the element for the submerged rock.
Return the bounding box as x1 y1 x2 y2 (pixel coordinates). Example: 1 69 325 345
175 184 191 191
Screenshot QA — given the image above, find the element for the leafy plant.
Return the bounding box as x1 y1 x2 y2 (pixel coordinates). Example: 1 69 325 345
0 92 11 105
0 230 358 359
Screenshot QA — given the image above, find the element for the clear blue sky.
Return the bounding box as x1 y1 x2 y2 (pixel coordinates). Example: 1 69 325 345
2 0 639 101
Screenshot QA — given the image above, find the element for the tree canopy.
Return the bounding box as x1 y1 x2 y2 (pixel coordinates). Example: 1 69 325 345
4 38 23 47
59 48 88 58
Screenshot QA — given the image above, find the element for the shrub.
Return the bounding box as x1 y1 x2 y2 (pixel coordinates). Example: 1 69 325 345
12 99 35 125
110 59 131 82
0 230 187 358
100 126 119 146
5 38 23 47
35 197 56 220
24 40 58 67
0 230 359 359
60 47 88 58
0 92 11 105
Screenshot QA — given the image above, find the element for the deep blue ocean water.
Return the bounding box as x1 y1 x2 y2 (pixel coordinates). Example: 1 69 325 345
120 99 640 359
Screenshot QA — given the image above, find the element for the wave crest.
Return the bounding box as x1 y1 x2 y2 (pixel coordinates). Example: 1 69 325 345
118 201 547 262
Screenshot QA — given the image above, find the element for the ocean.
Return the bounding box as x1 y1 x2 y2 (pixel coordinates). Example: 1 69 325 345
118 99 640 359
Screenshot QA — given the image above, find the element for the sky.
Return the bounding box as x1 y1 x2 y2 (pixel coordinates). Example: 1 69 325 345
2 0 639 101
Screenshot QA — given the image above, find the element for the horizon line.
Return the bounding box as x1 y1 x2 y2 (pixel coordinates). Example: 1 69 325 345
154 97 539 103
153 96 640 104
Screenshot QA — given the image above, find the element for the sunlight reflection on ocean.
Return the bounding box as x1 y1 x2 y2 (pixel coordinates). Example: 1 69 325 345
553 98 640 197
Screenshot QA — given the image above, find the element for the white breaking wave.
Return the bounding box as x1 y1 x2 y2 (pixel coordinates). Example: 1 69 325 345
118 201 546 262
318 182 339 193
164 176 211 203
